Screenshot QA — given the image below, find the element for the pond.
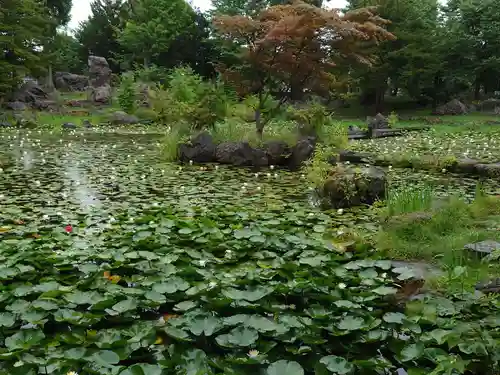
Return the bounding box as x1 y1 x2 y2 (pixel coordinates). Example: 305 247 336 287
0 129 499 235
0 128 499 374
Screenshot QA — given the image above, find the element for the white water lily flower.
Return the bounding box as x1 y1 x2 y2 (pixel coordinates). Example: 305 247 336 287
225 250 232 258
381 273 387 278
337 230 344 236
270 165 275 170
208 281 217 289
274 173 278 178
337 208 344 215
56 212 63 216
247 350 259 358
441 168 446 173
257 186 261 191
254 173 259 178
215 165 219 170
66 371 79 375
338 283 347 289
189 160 193 165
43 214 49 220
34 180 40 186
199 260 207 267
300 174 305 179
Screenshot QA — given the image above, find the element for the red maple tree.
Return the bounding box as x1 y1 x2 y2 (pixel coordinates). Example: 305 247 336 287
213 1 395 136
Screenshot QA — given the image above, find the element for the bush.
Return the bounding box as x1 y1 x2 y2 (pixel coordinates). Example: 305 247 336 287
303 144 332 189
117 72 137 114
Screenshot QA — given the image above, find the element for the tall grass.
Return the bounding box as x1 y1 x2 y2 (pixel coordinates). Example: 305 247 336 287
385 184 435 216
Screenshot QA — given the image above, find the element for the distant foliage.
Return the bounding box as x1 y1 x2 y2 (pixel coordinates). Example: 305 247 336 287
117 72 137 114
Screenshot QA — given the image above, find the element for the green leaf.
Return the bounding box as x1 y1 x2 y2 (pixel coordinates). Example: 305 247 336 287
222 286 273 302
337 316 365 331
0 312 16 327
65 347 87 360
188 316 222 336
383 312 406 324
178 228 193 234
111 299 137 313
372 286 398 295
91 350 121 367
5 330 45 350
319 355 354 374
267 360 304 375
399 343 424 362
120 364 162 375
153 277 190 294
216 327 258 347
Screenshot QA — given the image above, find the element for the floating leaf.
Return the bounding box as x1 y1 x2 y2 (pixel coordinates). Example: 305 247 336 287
319 355 354 374
216 327 258 347
267 360 304 375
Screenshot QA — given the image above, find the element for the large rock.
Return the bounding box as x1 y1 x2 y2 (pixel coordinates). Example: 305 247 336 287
5 101 26 111
478 98 500 112
263 140 290 166
433 99 468 115
88 56 112 104
88 56 111 88
108 111 139 125
90 84 112 104
367 113 389 134
13 81 48 104
215 142 268 166
288 136 316 170
54 72 88 91
179 132 216 163
322 165 387 208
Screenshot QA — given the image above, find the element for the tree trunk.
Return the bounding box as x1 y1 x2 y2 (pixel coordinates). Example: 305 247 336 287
46 64 54 91
474 80 481 100
375 85 385 114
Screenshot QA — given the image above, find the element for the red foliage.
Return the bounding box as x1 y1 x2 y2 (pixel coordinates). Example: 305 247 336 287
213 1 395 99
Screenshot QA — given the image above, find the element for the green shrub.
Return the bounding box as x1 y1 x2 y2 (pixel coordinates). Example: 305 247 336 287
303 144 332 189
117 72 137 114
388 111 398 127
287 100 331 137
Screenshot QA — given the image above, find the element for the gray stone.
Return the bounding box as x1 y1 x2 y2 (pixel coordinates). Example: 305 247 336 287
88 56 111 88
62 122 77 129
179 132 216 163
90 84 112 104
0 121 13 127
464 240 500 256
288 136 316 170
391 261 444 281
433 99 468 115
322 165 386 208
82 119 93 128
475 278 500 293
367 113 389 133
215 142 268 166
13 81 48 104
5 101 26 111
108 111 139 125
54 72 88 91
263 140 290 166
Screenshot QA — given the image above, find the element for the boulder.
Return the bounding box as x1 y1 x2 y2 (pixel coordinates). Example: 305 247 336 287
88 56 111 88
108 111 139 125
32 100 58 111
178 132 216 163
478 98 500 112
367 113 389 133
5 101 26 111
263 140 290 166
13 81 48 104
474 163 500 178
215 142 268 166
54 72 88 91
13 113 37 128
90 84 112 104
288 136 316 170
322 165 386 208
433 99 468 115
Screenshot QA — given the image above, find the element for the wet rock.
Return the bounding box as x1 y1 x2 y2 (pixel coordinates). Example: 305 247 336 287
5 101 26 111
66 99 91 107
13 113 37 128
82 119 93 128
338 150 373 164
452 158 478 174
32 99 58 111
322 165 386 208
288 136 316 170
475 278 500 293
263 140 290 166
433 99 468 115
464 240 500 257
179 132 216 163
62 122 77 129
0 121 13 127
54 72 88 91
215 142 268 166
108 111 139 125
474 163 500 178
477 98 500 112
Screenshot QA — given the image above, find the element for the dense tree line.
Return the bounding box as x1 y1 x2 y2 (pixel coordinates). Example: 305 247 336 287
2 0 500 110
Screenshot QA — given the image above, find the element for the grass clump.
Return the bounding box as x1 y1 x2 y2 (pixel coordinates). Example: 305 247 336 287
117 72 138 114
385 184 435 216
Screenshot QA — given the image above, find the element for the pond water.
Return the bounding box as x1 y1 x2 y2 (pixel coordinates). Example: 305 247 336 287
0 128 498 233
